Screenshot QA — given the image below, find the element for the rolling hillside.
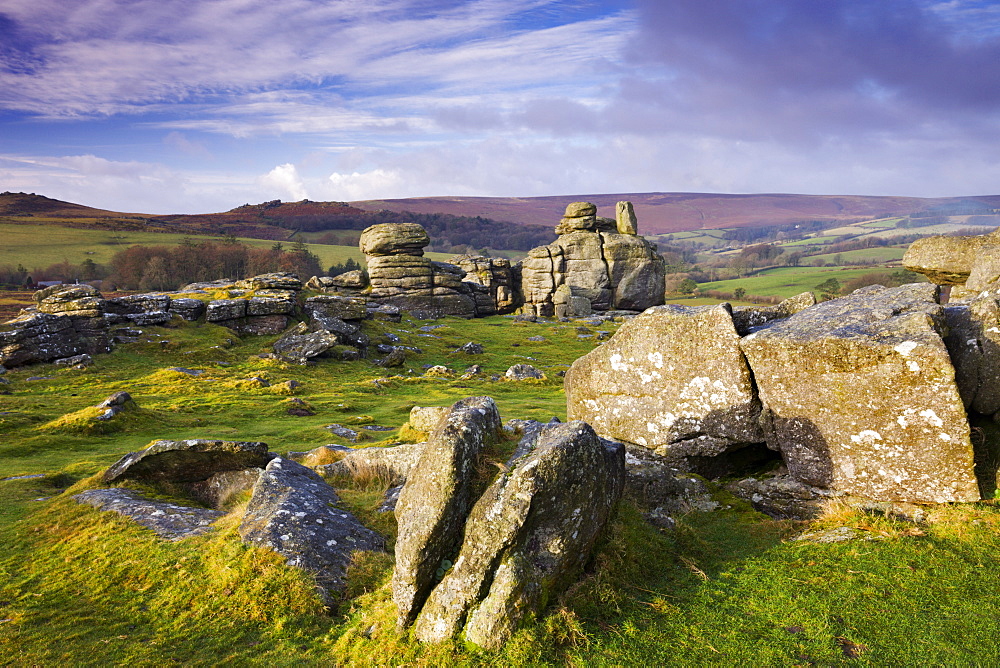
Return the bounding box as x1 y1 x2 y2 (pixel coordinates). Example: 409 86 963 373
351 192 1000 234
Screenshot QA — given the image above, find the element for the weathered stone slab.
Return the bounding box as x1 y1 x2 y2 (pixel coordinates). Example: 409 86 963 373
235 272 303 291
566 303 763 456
273 328 343 363
206 299 247 322
167 298 206 321
392 396 503 627
903 233 999 285
102 439 271 484
239 457 384 600
740 284 979 504
413 421 625 648
731 292 816 335
305 295 367 322
74 488 225 540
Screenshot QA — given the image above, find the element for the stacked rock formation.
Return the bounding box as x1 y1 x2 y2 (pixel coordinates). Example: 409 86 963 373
361 223 478 318
0 284 111 367
447 254 519 316
566 282 986 516
0 273 306 368
521 201 665 317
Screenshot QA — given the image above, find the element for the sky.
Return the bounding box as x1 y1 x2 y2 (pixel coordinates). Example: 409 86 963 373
1 0 1000 214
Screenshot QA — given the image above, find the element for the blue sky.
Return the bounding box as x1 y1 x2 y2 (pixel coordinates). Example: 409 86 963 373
1 0 1000 214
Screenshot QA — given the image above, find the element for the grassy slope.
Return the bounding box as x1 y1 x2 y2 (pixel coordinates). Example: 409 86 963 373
2 304 1000 664
0 222 451 272
698 266 915 299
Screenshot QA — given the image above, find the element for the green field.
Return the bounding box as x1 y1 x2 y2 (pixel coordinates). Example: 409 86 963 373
3 307 1000 664
699 266 913 299
806 247 907 264
0 222 451 272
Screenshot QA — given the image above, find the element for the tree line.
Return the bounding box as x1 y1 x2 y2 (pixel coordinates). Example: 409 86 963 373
109 239 322 290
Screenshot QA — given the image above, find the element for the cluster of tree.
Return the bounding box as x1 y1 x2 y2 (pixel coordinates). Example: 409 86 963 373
813 270 921 301
0 264 33 289
723 220 829 244
109 239 322 291
327 258 362 277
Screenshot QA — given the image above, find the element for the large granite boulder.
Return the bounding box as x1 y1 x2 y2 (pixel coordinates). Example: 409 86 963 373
616 200 638 235
360 223 430 256
392 396 503 626
521 202 665 316
566 304 764 465
102 439 271 484
305 295 367 323
413 421 625 648
903 232 999 286
740 283 979 504
238 457 384 601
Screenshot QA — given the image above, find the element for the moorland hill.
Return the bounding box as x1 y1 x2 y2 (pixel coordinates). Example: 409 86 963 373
351 191 1000 234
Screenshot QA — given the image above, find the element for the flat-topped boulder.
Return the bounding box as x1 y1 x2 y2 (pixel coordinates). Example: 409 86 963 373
740 283 978 504
903 232 1000 286
360 223 430 256
102 439 272 484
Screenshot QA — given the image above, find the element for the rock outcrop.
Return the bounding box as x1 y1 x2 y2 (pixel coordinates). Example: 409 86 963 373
0 285 111 367
85 441 383 601
412 421 625 648
361 223 481 318
102 439 272 484
566 304 763 465
448 254 519 315
392 396 503 626
521 201 665 317
239 457 385 602
566 282 984 511
741 284 977 504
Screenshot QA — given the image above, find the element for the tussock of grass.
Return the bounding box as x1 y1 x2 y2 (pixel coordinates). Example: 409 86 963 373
38 405 160 435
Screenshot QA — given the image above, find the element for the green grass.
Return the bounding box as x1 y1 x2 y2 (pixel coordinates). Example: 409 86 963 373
699 266 907 299
0 222 453 273
3 301 1000 664
806 247 907 264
